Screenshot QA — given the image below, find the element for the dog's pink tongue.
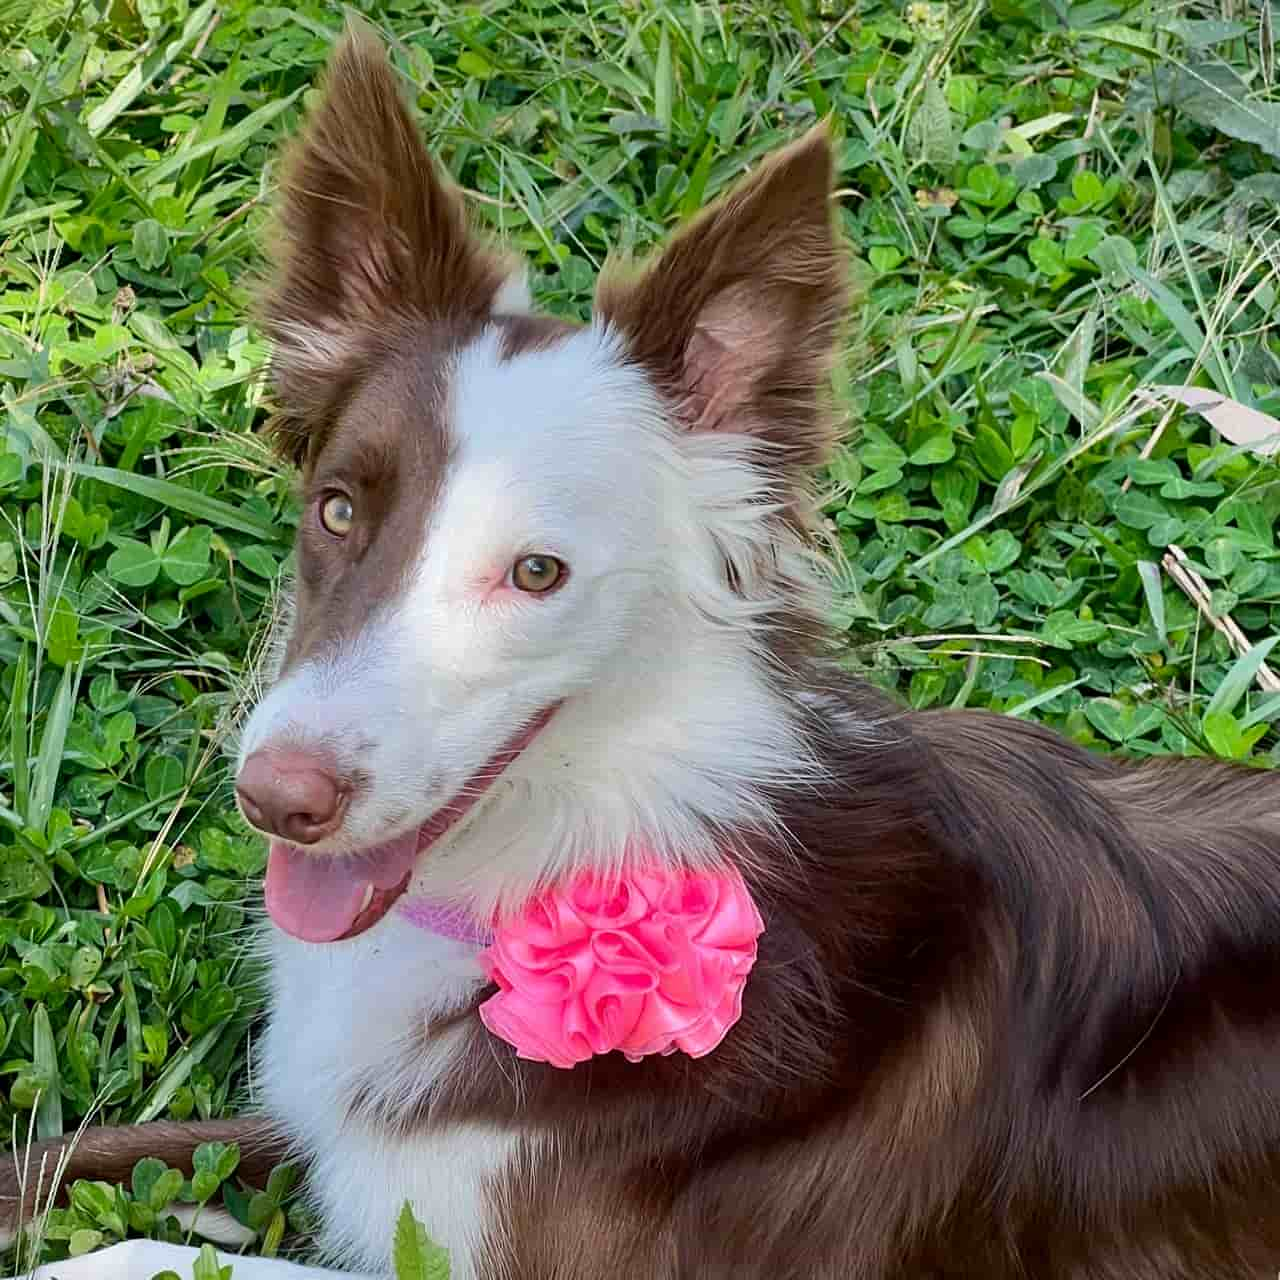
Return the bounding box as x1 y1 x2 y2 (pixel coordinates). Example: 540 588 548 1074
264 832 419 943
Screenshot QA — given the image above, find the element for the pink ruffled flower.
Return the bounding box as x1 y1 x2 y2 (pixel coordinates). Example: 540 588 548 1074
477 865 764 1069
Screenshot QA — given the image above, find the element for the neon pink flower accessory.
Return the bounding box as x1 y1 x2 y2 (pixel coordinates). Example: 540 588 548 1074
475 865 764 1069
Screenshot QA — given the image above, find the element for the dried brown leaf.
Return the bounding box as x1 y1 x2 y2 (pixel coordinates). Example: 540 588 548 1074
1147 386 1280 457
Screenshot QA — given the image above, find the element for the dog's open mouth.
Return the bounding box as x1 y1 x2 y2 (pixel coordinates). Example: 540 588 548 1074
262 707 558 944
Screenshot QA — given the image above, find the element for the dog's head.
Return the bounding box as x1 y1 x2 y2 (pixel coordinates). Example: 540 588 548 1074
236 24 847 943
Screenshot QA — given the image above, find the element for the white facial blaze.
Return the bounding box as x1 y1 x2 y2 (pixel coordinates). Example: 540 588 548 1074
237 322 828 915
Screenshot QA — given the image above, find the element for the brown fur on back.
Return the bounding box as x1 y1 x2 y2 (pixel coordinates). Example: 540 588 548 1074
398 682 1280 1279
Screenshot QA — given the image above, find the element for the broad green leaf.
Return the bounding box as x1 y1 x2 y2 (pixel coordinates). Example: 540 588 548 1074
456 51 494 80
981 530 1021 572
191 1243 233 1280
1128 459 1179 486
1084 698 1129 743
69 1229 105 1256
1041 611 1107 649
1202 537 1241 579
132 219 169 270
145 755 185 800
162 525 212 585
1204 637 1280 720
962 164 1002 206
1162 19 1248 46
971 425 1013 481
909 670 948 709
394 1201 452 1280
858 467 902 495
70 1180 124 1233
69 945 102 988
970 579 999 628
1089 234 1137 281
1028 237 1064 275
193 1139 241 1183
1113 490 1169 531
107 539 163 588
931 465 978 531
1007 569 1062 607
1202 711 1268 760
1066 227 1106 263
132 1157 170 1206
909 426 955 465
869 245 903 274
874 492 911 522
1083 24 1158 54
1159 476 1222 499
860 429 907 472
948 215 987 240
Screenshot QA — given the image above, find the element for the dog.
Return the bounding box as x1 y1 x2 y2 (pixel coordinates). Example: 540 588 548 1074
6 22 1280 1280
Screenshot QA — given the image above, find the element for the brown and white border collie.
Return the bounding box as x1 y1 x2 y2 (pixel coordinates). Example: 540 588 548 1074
7 23 1280 1280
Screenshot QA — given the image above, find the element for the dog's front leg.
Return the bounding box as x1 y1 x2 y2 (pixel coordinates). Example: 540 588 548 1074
5 1239 380 1280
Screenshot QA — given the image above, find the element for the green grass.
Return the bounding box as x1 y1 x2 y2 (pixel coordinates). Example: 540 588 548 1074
2 0 1279 1272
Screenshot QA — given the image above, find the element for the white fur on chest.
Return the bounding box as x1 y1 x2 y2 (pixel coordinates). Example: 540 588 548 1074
259 916 525 1278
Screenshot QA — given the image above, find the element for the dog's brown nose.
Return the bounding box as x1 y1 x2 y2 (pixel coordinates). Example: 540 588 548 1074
236 749 348 845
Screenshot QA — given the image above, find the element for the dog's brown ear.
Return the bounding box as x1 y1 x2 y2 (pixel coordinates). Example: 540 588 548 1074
260 22 519 464
595 126 846 474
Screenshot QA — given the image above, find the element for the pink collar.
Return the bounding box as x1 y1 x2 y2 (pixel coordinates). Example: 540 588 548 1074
397 897 494 947
398 863 764 1069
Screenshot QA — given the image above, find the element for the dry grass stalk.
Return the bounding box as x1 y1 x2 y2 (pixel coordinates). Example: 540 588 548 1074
1161 544 1280 694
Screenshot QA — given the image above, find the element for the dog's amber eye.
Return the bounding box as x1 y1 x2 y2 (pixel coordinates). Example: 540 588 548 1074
512 555 564 593
319 493 354 536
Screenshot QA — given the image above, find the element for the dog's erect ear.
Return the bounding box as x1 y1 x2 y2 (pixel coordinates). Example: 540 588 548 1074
259 23 520 463
595 126 846 474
